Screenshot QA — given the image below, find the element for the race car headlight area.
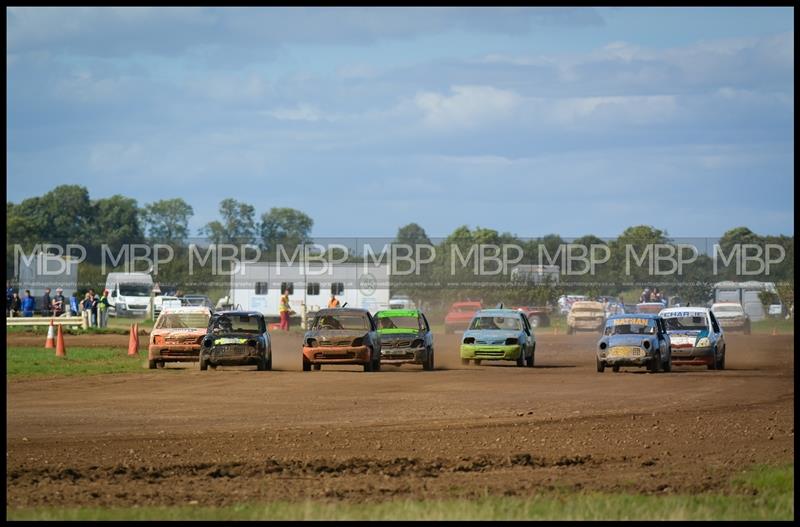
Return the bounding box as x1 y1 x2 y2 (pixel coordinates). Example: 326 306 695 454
696 337 711 348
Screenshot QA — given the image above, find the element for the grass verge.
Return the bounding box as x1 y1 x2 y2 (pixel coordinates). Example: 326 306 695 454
6 347 146 378
6 464 793 520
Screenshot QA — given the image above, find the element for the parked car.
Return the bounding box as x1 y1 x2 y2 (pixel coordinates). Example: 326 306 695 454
566 301 606 334
558 295 587 315
180 294 215 311
148 306 212 369
512 306 551 328
199 311 272 371
302 308 382 372
460 308 535 367
444 301 482 334
660 307 726 370
388 295 417 310
597 314 672 373
375 309 434 370
710 302 751 334
635 302 667 314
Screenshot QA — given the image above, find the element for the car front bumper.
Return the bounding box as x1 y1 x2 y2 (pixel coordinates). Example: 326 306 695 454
461 344 522 361
380 346 427 364
203 346 265 365
670 346 714 365
148 344 201 362
303 345 371 364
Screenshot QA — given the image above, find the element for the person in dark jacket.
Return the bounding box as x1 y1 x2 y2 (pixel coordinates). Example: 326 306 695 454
41 288 52 317
10 292 22 317
69 293 80 316
52 288 66 317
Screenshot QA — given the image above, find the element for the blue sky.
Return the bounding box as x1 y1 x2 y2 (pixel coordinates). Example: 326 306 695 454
6 7 794 238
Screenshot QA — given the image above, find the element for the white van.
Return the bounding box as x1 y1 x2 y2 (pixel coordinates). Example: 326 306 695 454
105 272 154 317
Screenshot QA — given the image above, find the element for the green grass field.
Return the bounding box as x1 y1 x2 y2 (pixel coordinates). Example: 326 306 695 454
6 464 793 520
6 347 146 378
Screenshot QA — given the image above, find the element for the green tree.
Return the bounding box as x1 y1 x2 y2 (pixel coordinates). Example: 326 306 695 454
200 198 257 244
141 198 194 244
259 207 314 254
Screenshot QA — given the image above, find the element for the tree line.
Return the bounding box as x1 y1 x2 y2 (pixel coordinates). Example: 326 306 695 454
6 185 794 309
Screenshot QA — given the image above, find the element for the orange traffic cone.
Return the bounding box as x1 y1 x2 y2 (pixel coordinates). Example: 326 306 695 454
55 324 66 357
128 323 139 356
45 319 56 348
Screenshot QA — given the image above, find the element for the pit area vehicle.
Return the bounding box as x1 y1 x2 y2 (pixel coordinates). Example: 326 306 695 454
596 314 672 373
460 309 535 367
302 308 382 372
199 311 272 371
711 302 751 334
566 301 606 334
375 309 434 370
659 306 726 370
512 306 551 329
148 306 212 369
444 301 482 334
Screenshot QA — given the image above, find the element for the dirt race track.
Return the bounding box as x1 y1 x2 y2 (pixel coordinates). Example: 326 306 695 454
6 331 794 508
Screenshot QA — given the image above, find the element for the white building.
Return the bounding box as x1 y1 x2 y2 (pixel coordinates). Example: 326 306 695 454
229 262 390 319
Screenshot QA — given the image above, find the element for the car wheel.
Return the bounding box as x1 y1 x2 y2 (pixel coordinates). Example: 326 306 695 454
612 364 620 373
717 348 726 370
516 347 525 367
200 357 208 371
313 364 322 371
156 361 165 369
423 349 434 371
662 350 672 373
461 359 469 366
566 326 574 335
373 352 381 372
303 357 312 372
148 359 157 370
707 348 717 370
266 353 272 371
648 352 661 373
474 359 482 366
526 344 535 368
596 358 605 372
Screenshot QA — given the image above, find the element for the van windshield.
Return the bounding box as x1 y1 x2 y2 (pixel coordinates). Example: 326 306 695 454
119 284 151 297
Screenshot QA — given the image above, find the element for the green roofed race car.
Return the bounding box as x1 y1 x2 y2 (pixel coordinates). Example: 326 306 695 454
375 309 435 370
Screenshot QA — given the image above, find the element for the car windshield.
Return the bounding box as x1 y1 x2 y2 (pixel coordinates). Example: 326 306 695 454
211 314 262 333
377 316 418 330
664 316 708 331
605 317 657 335
312 314 369 331
155 313 210 329
470 316 522 331
714 306 744 314
119 284 151 297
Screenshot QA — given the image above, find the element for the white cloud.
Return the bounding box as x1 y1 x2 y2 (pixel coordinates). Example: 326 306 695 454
263 103 340 122
414 85 522 129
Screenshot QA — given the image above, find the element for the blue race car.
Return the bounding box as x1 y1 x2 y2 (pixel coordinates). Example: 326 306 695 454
596 314 672 373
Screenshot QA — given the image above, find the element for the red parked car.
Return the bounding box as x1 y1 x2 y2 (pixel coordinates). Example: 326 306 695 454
511 306 551 329
444 302 482 334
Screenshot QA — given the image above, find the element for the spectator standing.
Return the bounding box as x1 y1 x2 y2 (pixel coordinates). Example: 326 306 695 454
82 292 93 325
98 289 110 327
69 292 80 316
41 288 52 317
21 290 35 317
52 288 66 317
279 291 291 331
89 289 99 327
6 282 13 315
10 292 22 317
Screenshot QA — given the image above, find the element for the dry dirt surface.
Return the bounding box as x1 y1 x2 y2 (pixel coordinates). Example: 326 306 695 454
6 331 794 508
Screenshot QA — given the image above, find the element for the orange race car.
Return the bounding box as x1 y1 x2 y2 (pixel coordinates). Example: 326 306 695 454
148 306 212 369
